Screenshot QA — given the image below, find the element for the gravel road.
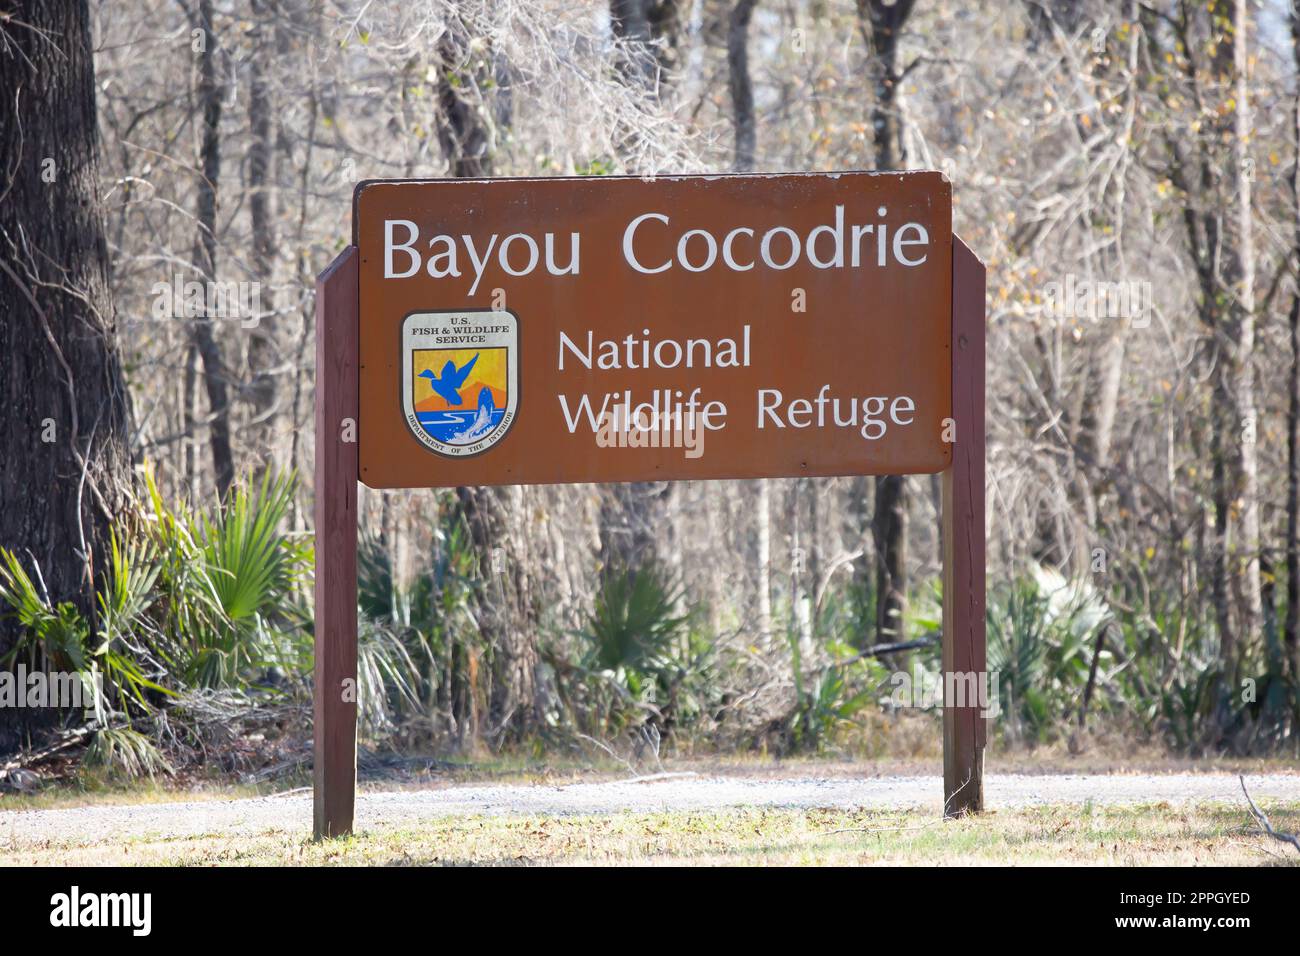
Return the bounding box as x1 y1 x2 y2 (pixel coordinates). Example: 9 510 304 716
2 771 1296 850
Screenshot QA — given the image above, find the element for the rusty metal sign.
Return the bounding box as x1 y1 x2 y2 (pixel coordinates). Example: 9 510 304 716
353 171 953 488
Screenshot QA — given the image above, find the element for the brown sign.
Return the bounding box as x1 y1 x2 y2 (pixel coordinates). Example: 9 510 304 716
353 171 952 488
315 181 985 837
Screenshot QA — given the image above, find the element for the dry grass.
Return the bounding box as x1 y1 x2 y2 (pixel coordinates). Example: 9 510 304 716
6 801 1298 867
5 750 1298 811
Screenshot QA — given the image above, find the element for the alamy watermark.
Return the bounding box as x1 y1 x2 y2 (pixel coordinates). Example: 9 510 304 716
1039 273 1152 329
50 886 151 937
888 666 1002 718
594 405 706 459
150 273 263 327
0 665 102 711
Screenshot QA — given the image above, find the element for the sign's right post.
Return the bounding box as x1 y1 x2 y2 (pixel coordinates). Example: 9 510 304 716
941 237 987 816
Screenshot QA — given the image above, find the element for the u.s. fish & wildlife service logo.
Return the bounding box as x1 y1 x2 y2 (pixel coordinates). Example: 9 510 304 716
401 310 518 457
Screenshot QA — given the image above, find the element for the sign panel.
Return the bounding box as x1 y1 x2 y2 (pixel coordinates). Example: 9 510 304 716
354 171 952 488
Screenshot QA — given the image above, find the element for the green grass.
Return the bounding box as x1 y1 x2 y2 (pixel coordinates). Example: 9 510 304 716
7 802 1298 867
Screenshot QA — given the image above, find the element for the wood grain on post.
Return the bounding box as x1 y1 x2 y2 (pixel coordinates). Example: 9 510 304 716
942 237 987 816
313 246 359 839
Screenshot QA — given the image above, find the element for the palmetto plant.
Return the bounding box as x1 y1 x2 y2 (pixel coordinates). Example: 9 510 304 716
83 726 173 779
585 562 689 677
352 512 482 743
0 533 170 725
786 632 877 753
0 530 175 781
0 468 312 777
986 581 1051 741
984 567 1114 744
568 561 703 737
356 618 427 737
145 469 311 688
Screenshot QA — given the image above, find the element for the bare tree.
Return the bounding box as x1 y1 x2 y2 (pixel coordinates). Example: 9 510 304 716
189 0 235 498
1230 0 1261 654
727 0 758 171
1151 0 1261 669
48 0 1300 755
1287 4 1300 725
610 0 681 91
436 9 544 742
857 0 916 645
245 0 280 468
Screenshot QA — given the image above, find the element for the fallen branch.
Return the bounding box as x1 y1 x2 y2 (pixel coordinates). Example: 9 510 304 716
245 754 310 783
574 733 638 775
626 771 699 785
0 722 122 784
943 767 977 818
1239 775 1300 856
859 637 936 658
808 637 938 678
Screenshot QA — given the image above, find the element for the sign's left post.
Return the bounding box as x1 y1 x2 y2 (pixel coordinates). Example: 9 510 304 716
313 246 360 839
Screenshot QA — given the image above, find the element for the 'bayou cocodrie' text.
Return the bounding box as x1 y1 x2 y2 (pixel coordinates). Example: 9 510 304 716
382 205 932 293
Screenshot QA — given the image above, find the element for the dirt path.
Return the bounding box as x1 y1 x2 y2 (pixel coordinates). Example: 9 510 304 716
1 771 1296 851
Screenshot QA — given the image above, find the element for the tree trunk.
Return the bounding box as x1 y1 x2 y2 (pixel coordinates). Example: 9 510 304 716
1163 0 1245 674
1231 0 1262 652
858 0 915 171
848 474 874 644
610 0 681 91
727 0 758 172
858 0 915 647
436 17 542 743
599 482 665 577
755 479 772 647
0 0 134 749
191 0 235 498
1211 387 1235 663
456 486 541 742
1287 8 1300 727
246 0 280 470
872 473 907 641
599 0 687 582
1091 330 1127 468
435 24 494 178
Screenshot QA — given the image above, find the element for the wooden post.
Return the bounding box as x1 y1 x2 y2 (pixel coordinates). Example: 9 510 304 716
314 246 359 839
941 237 987 816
